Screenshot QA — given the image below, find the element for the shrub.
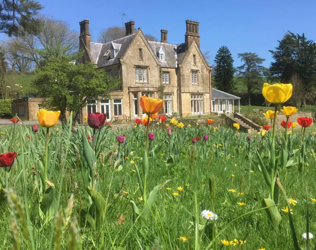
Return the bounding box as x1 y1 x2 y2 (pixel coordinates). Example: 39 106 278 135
0 99 12 117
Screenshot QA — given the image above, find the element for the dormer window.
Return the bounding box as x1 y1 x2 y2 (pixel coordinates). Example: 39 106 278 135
157 47 165 62
110 42 121 59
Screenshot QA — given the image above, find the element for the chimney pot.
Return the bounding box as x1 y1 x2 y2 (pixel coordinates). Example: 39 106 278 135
125 21 135 36
161 29 168 43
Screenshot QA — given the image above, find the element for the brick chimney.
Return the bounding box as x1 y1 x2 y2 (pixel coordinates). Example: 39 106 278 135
79 20 91 51
185 20 200 50
125 21 135 36
161 30 168 43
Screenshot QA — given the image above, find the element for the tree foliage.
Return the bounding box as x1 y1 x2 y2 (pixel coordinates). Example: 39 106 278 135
0 0 42 36
0 48 7 98
33 55 121 121
214 46 235 92
269 32 316 105
2 15 78 71
237 52 266 105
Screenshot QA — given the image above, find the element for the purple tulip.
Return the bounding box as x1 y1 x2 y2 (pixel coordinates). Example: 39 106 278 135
32 125 38 133
117 135 125 143
192 138 197 143
148 133 155 141
203 135 209 141
168 127 172 136
88 113 106 129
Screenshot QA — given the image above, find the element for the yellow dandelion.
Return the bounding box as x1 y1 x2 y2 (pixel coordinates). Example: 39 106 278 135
138 197 143 202
177 187 184 191
172 192 179 197
287 198 298 206
250 170 254 173
238 192 244 196
282 206 293 214
123 191 128 194
237 202 246 206
232 174 235 177
259 248 266 250
234 164 237 167
166 187 171 191
311 198 316 202
221 240 230 246
202 184 205 187
132 169 136 172
178 236 188 242
228 189 236 192
130 160 135 164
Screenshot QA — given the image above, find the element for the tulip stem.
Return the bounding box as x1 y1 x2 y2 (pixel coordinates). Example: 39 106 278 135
146 114 149 153
44 128 49 181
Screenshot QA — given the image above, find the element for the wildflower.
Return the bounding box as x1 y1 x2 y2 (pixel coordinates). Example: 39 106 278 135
281 120 292 128
221 240 230 246
263 125 271 131
203 134 209 140
297 117 313 128
140 96 163 115
32 125 39 133
263 110 278 119
233 123 240 130
148 133 155 141
172 192 179 197
231 174 235 177
281 106 298 117
287 198 298 206
11 118 20 124
130 160 135 164
166 187 171 191
37 109 61 128
302 233 314 239
138 197 143 202
311 198 316 203
207 118 214 124
282 206 293 214
237 202 246 206
238 192 243 196
177 122 185 128
178 236 188 242
292 122 298 128
177 187 184 191
228 189 236 192
201 210 218 220
0 152 17 167
262 83 293 104
258 248 266 250
117 135 125 143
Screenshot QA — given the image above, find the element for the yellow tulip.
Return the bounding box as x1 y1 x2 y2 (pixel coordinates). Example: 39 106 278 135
263 110 278 119
261 130 266 137
170 118 178 126
233 123 240 130
37 109 61 128
262 83 293 104
281 106 298 117
177 122 185 128
292 122 298 128
140 96 163 115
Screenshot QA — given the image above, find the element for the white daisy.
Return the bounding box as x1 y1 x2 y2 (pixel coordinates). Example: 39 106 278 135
302 233 314 239
201 210 218 220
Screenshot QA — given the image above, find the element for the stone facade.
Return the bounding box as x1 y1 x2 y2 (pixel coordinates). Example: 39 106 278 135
79 19 212 121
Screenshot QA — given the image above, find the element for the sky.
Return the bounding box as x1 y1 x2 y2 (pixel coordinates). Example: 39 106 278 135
4 0 316 68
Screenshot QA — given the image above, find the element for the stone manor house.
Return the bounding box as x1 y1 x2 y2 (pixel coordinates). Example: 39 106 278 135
79 19 213 121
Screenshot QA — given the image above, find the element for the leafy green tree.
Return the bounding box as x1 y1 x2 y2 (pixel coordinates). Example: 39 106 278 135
0 48 7 98
33 54 120 122
214 46 235 92
269 32 316 106
237 52 266 105
0 0 42 36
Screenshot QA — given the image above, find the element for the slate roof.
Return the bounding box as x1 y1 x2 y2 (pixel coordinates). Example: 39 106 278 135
89 32 187 68
212 88 240 100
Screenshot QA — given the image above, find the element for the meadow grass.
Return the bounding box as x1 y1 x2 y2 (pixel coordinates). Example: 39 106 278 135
0 120 315 249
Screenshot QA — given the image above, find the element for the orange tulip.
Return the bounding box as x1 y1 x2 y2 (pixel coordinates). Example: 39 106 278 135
150 113 158 119
140 96 163 115
207 119 214 124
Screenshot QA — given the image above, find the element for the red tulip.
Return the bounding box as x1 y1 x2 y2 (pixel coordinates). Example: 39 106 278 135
281 121 292 129
88 113 106 129
158 116 167 123
297 117 313 128
11 118 19 124
263 125 271 131
135 118 142 124
196 136 201 141
0 152 17 167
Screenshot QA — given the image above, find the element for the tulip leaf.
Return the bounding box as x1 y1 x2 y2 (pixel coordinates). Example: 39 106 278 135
143 150 149 177
141 184 161 219
87 186 106 229
256 150 271 188
83 133 96 184
262 198 281 229
130 200 140 215
40 186 57 221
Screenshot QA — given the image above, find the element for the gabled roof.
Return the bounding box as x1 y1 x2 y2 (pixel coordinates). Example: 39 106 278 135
148 41 178 68
212 88 240 100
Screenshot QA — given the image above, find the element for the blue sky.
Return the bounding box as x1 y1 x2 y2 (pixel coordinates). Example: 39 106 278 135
5 0 316 68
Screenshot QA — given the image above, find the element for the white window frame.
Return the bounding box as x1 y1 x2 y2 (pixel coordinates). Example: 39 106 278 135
136 67 147 83
218 100 223 113
113 99 123 116
191 95 203 115
212 100 215 112
192 71 198 85
162 72 169 84
133 93 138 117
100 99 111 121
163 95 172 116
87 99 97 114
225 100 230 113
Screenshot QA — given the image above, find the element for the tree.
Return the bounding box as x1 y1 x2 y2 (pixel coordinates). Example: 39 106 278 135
2 16 78 71
237 52 266 105
33 55 121 122
0 0 42 36
269 32 316 106
214 46 235 92
98 26 158 43
0 48 7 98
